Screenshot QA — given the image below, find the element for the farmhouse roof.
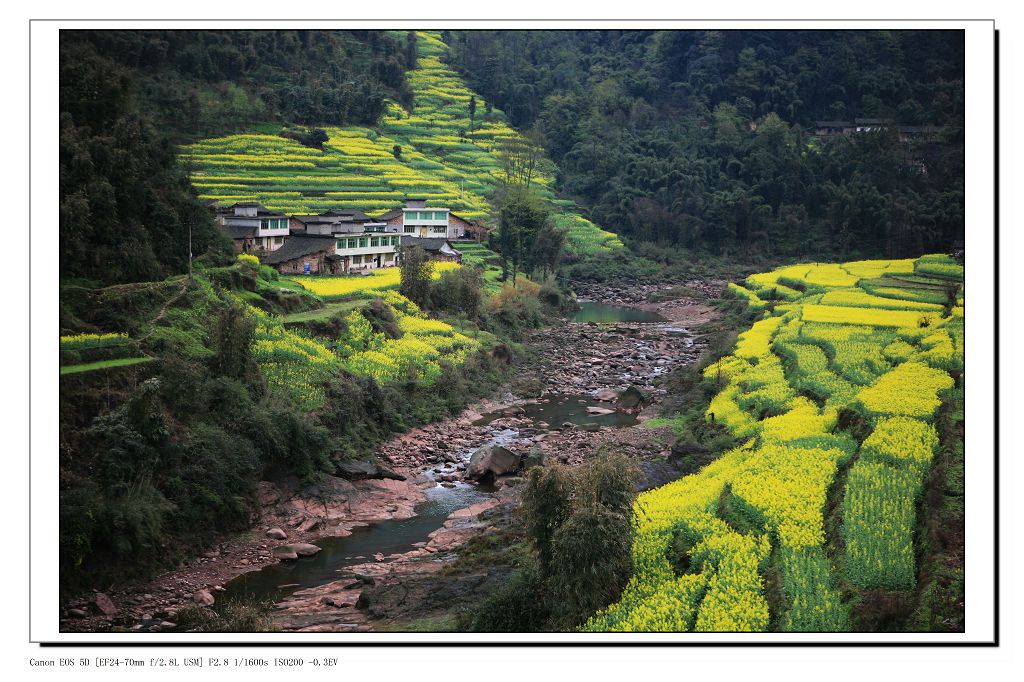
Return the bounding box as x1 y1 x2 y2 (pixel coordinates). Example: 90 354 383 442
222 224 256 239
261 235 337 265
403 236 460 254
376 208 403 221
321 209 374 222
814 120 852 128
230 202 286 218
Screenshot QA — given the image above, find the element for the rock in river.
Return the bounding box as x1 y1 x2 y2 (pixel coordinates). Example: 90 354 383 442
618 385 649 409
465 445 521 482
272 543 321 560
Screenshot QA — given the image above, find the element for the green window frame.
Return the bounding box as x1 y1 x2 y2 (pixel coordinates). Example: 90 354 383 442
347 238 357 249
359 237 368 248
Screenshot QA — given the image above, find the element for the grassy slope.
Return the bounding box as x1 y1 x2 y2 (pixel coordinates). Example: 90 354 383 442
60 356 155 375
182 31 622 257
585 254 964 633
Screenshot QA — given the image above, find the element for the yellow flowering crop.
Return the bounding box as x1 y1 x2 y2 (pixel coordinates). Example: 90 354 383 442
596 255 963 632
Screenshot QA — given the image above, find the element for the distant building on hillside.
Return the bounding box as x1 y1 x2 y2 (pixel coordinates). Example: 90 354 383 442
217 202 290 253
807 120 854 137
804 118 946 141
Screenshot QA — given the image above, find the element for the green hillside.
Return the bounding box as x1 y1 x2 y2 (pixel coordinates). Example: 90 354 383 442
182 31 623 256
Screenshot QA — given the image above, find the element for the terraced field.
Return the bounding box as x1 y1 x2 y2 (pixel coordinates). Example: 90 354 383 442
182 31 621 254
59 332 152 375
585 253 964 632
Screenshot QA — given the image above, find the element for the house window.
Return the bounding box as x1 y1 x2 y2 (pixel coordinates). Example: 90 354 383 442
347 238 357 249
358 237 368 248
431 226 447 235
370 237 380 247
261 220 269 229
273 237 284 245
404 225 415 233
353 255 363 264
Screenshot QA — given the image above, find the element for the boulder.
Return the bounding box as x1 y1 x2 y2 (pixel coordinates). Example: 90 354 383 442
93 593 117 617
618 385 649 409
266 527 287 540
464 445 521 482
594 388 618 402
523 447 547 469
335 459 406 482
280 543 322 557
272 546 299 560
192 590 215 606
586 406 615 416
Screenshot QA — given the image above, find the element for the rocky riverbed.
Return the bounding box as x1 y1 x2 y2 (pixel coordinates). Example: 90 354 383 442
59 280 723 634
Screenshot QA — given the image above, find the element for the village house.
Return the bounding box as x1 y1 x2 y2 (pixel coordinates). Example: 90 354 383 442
260 235 343 275
377 199 485 241
217 202 291 253
260 207 404 274
807 120 854 137
804 118 946 141
402 236 463 263
333 230 403 271
222 199 477 274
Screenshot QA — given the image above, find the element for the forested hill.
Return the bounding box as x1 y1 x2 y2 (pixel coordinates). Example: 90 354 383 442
445 30 965 258
62 30 413 139
59 30 415 284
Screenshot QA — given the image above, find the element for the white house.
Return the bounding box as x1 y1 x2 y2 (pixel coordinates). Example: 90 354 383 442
219 202 291 252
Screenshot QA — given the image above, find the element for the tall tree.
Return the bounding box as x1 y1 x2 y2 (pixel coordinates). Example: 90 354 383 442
498 189 551 285
399 245 434 307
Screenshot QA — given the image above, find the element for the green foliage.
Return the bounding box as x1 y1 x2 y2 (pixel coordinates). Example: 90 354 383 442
448 30 964 258
497 188 552 284
60 43 230 284
399 245 435 307
175 598 276 633
516 454 639 629
429 266 484 318
63 31 411 137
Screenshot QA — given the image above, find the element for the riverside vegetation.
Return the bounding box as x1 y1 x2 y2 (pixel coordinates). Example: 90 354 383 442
58 28 965 632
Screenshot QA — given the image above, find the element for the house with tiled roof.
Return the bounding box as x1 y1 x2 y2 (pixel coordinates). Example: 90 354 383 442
217 202 291 253
376 200 486 241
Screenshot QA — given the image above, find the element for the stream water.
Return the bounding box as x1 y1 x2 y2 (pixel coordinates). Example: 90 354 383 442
220 481 493 605
221 390 641 606
219 303 660 610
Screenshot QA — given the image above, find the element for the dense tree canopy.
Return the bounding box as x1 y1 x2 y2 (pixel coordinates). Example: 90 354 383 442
63 30 413 139
447 30 965 257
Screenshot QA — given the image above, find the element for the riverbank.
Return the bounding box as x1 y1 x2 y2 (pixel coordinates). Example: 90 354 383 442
59 278 723 633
